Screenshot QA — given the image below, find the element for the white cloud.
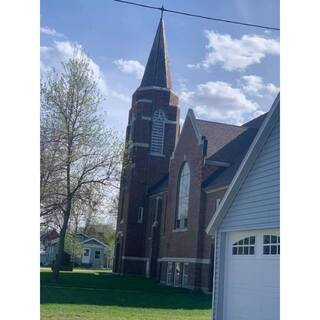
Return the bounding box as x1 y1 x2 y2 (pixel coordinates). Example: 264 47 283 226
40 41 107 95
40 27 64 38
186 63 201 70
241 75 279 97
180 81 259 124
113 59 145 80
187 30 280 72
110 90 131 103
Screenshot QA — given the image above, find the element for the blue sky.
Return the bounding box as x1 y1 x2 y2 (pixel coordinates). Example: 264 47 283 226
40 0 279 135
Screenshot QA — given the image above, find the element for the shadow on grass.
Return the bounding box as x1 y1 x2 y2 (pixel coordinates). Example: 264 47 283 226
41 270 212 310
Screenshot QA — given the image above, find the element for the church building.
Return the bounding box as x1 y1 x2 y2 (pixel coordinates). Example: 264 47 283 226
114 17 268 292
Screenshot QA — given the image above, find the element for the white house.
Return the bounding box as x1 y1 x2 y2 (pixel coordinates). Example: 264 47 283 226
44 232 112 268
77 234 108 268
206 94 280 320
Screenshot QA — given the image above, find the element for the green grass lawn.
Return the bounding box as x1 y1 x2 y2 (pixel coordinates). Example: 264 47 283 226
41 268 212 320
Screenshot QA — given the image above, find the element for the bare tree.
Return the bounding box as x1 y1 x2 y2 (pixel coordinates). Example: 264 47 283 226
40 52 124 281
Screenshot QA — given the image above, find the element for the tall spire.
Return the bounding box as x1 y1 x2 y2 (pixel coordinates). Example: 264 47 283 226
140 17 172 89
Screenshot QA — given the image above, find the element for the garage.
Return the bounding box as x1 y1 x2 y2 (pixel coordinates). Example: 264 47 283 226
223 229 280 320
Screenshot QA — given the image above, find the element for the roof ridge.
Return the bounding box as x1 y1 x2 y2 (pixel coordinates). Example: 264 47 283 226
196 118 245 130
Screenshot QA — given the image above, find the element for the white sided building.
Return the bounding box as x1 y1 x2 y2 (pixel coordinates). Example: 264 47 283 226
206 94 280 320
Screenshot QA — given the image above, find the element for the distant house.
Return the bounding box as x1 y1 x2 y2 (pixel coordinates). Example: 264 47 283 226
206 95 280 320
42 231 112 268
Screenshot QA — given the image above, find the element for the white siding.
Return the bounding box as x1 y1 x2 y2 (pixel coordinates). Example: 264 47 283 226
219 119 279 232
212 231 226 320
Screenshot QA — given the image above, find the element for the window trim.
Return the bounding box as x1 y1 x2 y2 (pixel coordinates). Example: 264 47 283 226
232 236 256 256
263 234 280 255
94 250 101 259
83 248 90 257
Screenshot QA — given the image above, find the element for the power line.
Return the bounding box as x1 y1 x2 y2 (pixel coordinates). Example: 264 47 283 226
113 0 280 31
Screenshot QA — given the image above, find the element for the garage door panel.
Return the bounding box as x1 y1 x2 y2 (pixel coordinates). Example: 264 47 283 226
224 229 280 320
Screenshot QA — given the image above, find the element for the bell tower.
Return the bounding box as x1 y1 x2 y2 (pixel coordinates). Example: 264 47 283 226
114 17 180 275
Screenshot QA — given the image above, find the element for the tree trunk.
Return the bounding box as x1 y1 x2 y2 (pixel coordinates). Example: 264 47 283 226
52 196 71 282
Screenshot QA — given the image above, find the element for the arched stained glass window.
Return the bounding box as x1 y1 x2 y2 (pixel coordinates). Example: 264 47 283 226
176 162 190 229
150 110 166 154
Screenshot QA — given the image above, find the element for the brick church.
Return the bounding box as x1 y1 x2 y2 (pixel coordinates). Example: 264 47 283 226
114 17 266 292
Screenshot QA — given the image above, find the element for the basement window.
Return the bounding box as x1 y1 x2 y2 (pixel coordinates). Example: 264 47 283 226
174 262 182 287
166 262 173 285
182 263 189 288
232 236 255 255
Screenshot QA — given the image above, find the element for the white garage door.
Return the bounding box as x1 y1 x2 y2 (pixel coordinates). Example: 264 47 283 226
223 229 280 320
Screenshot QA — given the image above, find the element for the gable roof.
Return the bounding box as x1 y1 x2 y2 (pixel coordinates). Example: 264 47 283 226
206 93 280 235
149 108 267 194
242 113 267 129
139 17 172 89
196 119 247 158
83 237 107 247
202 127 261 190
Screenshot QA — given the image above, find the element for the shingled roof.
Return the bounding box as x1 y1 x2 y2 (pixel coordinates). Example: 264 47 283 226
202 128 260 190
147 174 169 195
139 17 172 89
196 119 247 158
145 109 268 194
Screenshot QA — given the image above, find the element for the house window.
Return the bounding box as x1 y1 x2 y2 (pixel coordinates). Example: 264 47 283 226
137 207 144 223
166 262 173 285
174 262 182 287
94 250 101 259
263 235 280 255
176 162 190 229
84 249 90 256
182 263 189 288
150 110 166 154
232 236 255 255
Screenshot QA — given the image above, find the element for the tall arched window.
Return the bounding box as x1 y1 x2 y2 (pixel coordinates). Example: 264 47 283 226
150 110 166 154
176 162 190 229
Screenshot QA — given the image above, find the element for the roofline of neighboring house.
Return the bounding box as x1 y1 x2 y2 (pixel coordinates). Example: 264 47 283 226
83 237 108 247
77 232 90 239
206 93 280 235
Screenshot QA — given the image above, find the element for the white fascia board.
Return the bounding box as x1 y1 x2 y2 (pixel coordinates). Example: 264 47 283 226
83 237 107 247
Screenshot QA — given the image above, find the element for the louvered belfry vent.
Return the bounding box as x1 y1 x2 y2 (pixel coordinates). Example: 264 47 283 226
150 110 166 154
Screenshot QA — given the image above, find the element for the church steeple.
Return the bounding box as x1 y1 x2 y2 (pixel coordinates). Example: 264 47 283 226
140 17 172 89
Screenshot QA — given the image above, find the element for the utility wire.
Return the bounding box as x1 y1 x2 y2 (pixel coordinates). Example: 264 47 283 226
113 0 280 31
